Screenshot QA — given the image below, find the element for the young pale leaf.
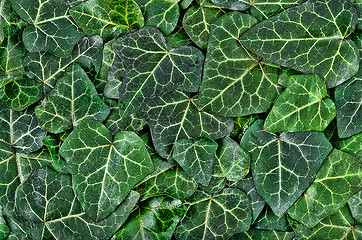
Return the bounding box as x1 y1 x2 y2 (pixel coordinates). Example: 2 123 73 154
182 0 224 50
23 36 103 94
335 68 362 138
70 0 144 42
229 173 266 222
114 196 186 240
141 90 233 159
214 136 249 182
292 205 362 239
175 188 252 240
241 0 359 88
135 155 198 201
113 26 204 117
10 0 84 58
288 149 362 228
15 166 139 239
35 63 110 134
172 137 218 187
135 0 180 35
60 119 153 221
240 119 332 216
231 228 294 240
349 191 362 224
264 74 336 132
198 11 282 117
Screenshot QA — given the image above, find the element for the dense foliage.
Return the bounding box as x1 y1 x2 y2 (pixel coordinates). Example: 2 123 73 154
0 0 361 239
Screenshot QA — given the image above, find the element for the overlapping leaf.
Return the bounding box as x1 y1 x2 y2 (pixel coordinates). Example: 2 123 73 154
241 0 360 88
198 12 281 117
135 0 180 35
292 205 362 239
240 119 332 216
333 132 362 159
0 207 10 239
182 0 224 50
35 63 110 134
288 149 362 228
10 0 84 58
172 137 218 186
60 119 153 221
175 188 252 239
231 228 294 240
254 206 291 231
141 90 234 159
15 166 139 239
23 36 103 94
114 196 186 240
264 74 336 132
348 191 362 223
135 155 198 201
70 0 144 42
113 26 204 117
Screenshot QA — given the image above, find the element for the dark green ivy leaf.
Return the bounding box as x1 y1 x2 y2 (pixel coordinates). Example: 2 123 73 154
10 0 85 58
254 206 291 231
60 118 153 221
113 26 204 117
349 191 362 224
0 207 10 239
241 0 360 88
240 119 332 216
231 228 294 240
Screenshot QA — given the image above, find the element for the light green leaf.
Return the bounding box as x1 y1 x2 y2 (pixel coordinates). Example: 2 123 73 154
135 155 198 201
172 137 218 186
135 0 179 35
241 0 359 88
240 119 332 216
114 196 187 240
292 205 362 240
254 206 291 231
228 173 266 222
264 74 336 132
15 166 139 239
288 149 362 228
182 0 224 50
349 191 362 223
141 90 234 159
113 26 204 117
35 63 110 134
70 0 144 42
175 188 252 239
60 118 153 221
42 135 70 174
23 36 103 94
10 0 84 58
335 67 362 138
198 12 282 117
231 228 294 240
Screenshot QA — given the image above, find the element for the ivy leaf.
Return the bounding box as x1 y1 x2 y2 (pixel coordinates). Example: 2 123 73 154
356 0 362 31
135 155 198 201
211 0 303 20
23 36 103 94
165 25 193 48
182 0 224 50
114 196 187 240
172 137 218 187
42 135 69 174
141 90 233 159
228 173 266 222
240 119 332 216
292 205 362 239
10 0 84 58
335 67 362 138
15 166 139 239
113 26 204 117
254 206 291 231
231 228 295 240
0 207 10 239
35 63 110 134
70 0 144 42
264 74 336 132
241 0 359 88
175 188 252 239
60 118 153 221
198 11 282 117
349 191 362 223
333 132 362 160
288 149 362 228
135 0 179 35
